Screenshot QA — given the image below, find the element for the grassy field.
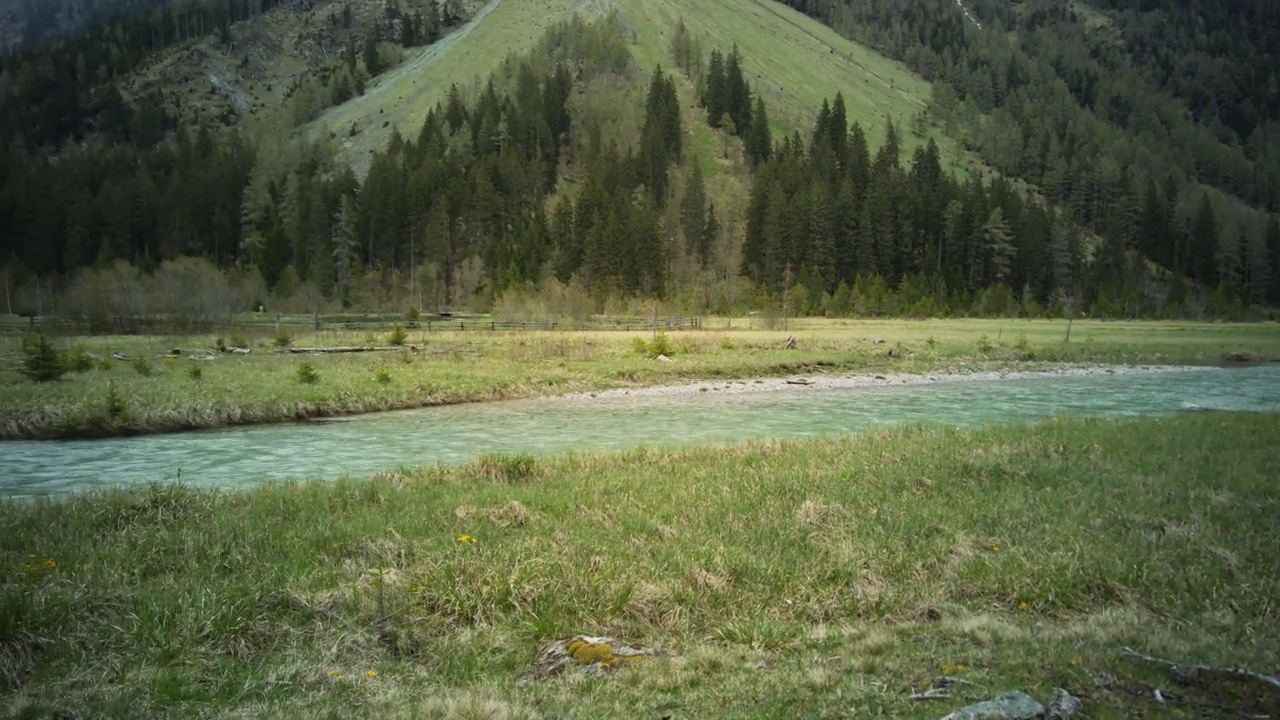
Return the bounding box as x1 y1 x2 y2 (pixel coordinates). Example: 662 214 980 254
4 412 1279 717
313 0 977 177
1 318 1276 440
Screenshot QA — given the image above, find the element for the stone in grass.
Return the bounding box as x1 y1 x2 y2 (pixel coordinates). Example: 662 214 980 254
938 691 1045 720
1045 688 1083 720
522 636 665 682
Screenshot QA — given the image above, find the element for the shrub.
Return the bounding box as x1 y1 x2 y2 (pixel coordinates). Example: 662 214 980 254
66 346 94 373
296 361 320 385
228 333 248 349
20 334 64 382
388 323 407 346
631 337 649 356
406 306 421 322
131 356 153 377
375 368 392 385
473 453 538 483
1014 334 1030 351
189 365 203 382
274 328 292 348
926 335 937 347
97 357 116 372
719 335 736 350
400 350 414 364
648 330 675 358
104 382 129 422
977 334 993 353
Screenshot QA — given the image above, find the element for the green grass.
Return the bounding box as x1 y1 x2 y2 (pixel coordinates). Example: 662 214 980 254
4 412 1279 717
313 0 978 177
0 318 1276 439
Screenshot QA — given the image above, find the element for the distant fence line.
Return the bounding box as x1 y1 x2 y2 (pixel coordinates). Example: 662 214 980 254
2 314 703 335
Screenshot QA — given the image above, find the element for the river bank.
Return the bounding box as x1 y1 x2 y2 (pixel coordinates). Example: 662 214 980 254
4 412 1278 717
1 318 1275 440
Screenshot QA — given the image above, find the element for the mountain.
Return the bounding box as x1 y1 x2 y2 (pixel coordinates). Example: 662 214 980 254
0 0 1276 321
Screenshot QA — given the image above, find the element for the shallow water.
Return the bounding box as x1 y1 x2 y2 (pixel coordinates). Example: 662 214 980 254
2 365 1277 499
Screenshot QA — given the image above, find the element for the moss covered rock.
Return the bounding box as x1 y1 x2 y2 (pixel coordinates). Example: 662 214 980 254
523 635 664 681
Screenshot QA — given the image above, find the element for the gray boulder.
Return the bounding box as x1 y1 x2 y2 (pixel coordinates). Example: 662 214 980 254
939 691 1045 720
1045 688 1083 720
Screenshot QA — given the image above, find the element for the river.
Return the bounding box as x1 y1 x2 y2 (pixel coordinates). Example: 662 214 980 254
2 365 1277 500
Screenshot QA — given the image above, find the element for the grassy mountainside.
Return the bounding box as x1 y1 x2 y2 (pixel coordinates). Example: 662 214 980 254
314 0 978 177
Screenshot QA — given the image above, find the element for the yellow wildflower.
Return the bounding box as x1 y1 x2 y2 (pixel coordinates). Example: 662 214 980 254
367 669 377 677
45 559 56 568
936 589 944 596
456 535 477 544
328 669 336 676
1019 601 1028 611
337 675 345 681
27 554 35 558
991 545 1000 552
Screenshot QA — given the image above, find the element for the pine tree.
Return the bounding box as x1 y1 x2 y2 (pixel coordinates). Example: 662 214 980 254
680 162 708 265
1267 217 1280 306
984 207 1015 285
745 97 772 169
1190 194 1218 288
333 194 358 306
724 45 752 137
20 333 64 382
705 49 726 127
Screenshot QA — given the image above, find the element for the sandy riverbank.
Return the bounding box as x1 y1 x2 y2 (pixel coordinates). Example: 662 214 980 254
549 363 1201 402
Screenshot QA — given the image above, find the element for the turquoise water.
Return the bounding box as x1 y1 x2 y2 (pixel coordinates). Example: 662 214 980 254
1 365 1277 499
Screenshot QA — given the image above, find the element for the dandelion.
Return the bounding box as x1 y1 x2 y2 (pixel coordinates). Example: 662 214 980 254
410 586 421 593
328 669 336 676
936 589 944 596
991 545 1000 552
456 535 477 544
44 559 56 569
27 554 36 558
337 675 345 681
366 669 377 677
1019 601 1028 611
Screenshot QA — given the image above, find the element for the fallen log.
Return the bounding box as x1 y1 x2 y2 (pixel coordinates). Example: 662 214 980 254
288 345 421 354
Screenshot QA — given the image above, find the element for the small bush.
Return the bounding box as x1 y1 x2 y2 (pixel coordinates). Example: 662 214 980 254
21 334 65 382
406 307 421 322
274 328 292 348
215 337 225 351
388 323 407 346
375 368 392 385
631 337 649 356
131 356 153 377
104 382 129 422
400 350 414 364
648 330 675 358
229 333 248 349
1014 334 1030 351
719 335 736 350
977 334 993 353
296 361 320 385
97 357 116 372
189 365 203 382
66 347 94 373
926 335 937 347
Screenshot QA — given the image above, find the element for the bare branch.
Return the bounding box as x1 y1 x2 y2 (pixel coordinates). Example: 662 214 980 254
1121 647 1280 692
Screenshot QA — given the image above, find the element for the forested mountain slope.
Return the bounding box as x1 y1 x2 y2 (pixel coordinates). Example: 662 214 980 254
777 0 1280 307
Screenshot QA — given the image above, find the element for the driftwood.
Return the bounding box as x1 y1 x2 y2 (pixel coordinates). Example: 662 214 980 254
111 352 132 361
785 378 813 385
288 345 421 354
1121 646 1280 692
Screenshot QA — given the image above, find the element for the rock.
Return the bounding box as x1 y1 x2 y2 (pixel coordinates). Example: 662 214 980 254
1045 688 1083 720
871 338 885 344
938 691 1044 720
655 354 672 362
523 636 664 682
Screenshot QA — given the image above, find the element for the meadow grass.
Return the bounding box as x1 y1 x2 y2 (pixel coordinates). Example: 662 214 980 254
3 412 1278 717
0 318 1275 439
